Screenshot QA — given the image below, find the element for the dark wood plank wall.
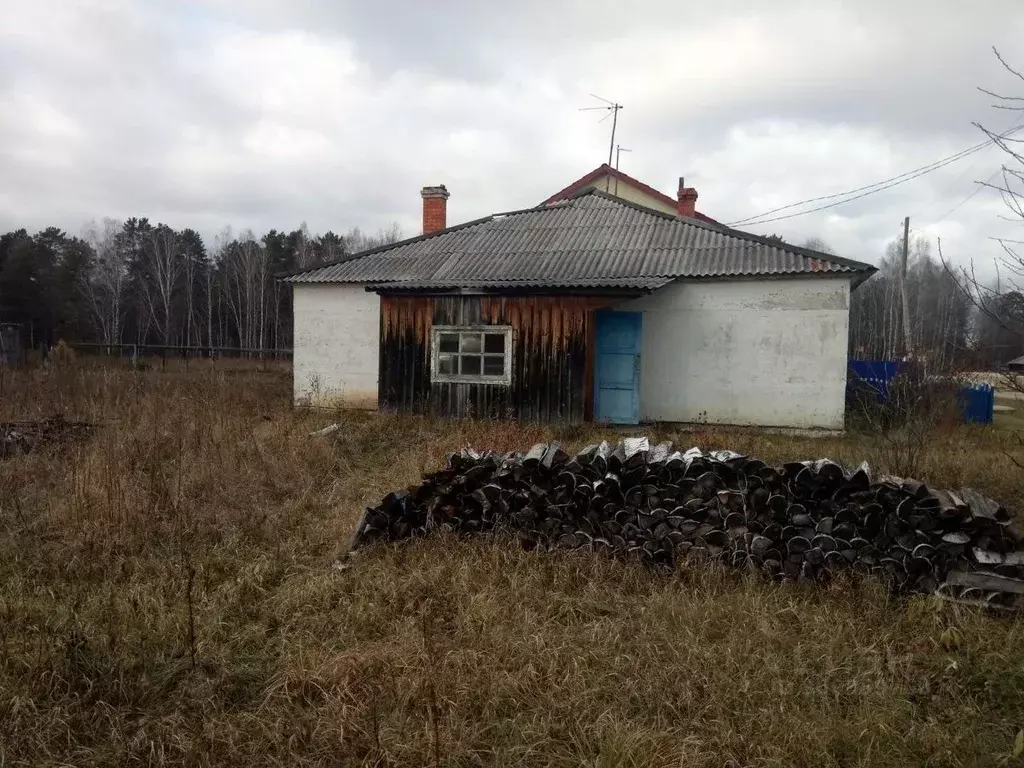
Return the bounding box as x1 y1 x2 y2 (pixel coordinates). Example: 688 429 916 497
379 295 614 422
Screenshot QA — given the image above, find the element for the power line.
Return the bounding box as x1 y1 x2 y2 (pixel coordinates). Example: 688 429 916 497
728 141 993 225
930 168 1001 222
908 115 1021 222
727 124 1024 227
907 149 994 221
726 151 1000 227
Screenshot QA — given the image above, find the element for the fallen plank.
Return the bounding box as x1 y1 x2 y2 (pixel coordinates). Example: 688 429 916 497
944 570 1024 595
310 423 341 437
932 591 1019 612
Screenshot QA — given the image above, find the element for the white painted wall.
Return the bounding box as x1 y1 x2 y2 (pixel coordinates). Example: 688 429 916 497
617 278 851 429
588 173 678 215
292 283 379 408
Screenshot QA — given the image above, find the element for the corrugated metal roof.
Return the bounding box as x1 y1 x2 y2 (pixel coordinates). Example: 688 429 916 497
285 190 875 287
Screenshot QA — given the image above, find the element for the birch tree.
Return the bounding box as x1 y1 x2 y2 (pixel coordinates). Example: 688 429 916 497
210 226 232 350
178 229 206 347
849 236 970 370
140 224 182 346
221 230 270 351
81 218 127 346
6 216 403 353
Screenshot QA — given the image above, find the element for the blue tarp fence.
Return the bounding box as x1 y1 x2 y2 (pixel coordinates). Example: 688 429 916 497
849 359 995 424
957 383 995 425
848 360 904 402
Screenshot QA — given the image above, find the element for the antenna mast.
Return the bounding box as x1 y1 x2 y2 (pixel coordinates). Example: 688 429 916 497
579 94 623 168
614 145 632 195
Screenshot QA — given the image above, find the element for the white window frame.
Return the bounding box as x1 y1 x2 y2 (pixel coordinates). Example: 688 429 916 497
430 325 513 385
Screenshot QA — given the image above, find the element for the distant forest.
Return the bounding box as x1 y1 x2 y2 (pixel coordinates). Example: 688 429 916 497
841 235 1021 370
0 220 1021 370
0 220 402 353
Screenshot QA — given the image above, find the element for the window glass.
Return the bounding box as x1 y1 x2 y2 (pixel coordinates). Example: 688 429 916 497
460 334 482 353
483 356 504 376
438 354 455 374
439 334 459 353
484 333 505 353
461 355 482 375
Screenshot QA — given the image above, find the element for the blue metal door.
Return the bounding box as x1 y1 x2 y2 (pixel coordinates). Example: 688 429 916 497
595 311 642 424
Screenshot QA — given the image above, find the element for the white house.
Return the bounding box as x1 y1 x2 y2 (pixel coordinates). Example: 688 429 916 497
286 178 874 429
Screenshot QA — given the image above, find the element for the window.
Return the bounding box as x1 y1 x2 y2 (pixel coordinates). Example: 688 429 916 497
431 326 513 384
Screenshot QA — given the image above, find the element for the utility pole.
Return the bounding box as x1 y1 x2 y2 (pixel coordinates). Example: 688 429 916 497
899 216 913 359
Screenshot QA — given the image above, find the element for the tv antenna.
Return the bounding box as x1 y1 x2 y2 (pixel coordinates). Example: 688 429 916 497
614 145 632 195
579 94 623 168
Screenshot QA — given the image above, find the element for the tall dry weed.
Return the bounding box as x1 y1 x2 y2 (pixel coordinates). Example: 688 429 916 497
0 360 1021 766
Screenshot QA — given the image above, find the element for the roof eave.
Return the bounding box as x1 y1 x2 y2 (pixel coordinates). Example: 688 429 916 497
850 266 878 290
368 285 654 298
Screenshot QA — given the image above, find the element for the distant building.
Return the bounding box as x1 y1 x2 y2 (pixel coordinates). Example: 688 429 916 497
1008 355 1024 373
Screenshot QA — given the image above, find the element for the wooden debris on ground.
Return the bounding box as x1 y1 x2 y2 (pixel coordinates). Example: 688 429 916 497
0 415 95 458
310 423 341 438
349 438 1024 610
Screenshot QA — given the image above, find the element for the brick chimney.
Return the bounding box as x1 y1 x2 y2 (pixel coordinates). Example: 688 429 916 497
677 177 699 218
421 185 450 234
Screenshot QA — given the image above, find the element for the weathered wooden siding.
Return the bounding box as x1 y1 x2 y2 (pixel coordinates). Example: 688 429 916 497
379 295 614 422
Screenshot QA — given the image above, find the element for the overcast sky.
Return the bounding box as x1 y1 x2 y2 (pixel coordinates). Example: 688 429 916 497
2 0 1023 270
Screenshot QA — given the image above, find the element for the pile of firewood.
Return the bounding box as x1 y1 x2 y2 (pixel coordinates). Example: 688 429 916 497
349 438 1024 610
0 415 95 459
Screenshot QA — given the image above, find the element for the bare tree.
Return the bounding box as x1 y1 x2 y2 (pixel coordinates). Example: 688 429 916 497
80 218 127 346
209 226 232 350
802 237 835 254
976 48 1024 233
343 223 403 254
178 230 205 348
939 48 1024 392
140 225 182 346
12 213 406 355
221 230 271 352
850 236 970 368
292 222 317 271
184 244 196 347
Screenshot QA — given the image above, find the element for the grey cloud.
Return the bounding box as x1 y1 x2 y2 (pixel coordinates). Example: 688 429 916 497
1 0 1023 275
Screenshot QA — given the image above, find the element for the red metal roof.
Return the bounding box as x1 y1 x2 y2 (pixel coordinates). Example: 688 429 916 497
542 164 721 225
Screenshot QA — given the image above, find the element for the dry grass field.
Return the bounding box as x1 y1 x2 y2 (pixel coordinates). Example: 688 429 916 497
1 360 1023 767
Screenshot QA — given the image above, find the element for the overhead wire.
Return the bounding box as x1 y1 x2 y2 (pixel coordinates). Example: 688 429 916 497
929 168 1002 222
908 116 1022 222
726 124 1024 228
728 141 995 226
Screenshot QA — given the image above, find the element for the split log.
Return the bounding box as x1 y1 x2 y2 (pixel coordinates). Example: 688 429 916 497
347 438 1023 609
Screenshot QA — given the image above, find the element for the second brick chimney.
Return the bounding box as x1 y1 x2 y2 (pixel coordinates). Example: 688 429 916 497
677 177 699 218
421 185 450 234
